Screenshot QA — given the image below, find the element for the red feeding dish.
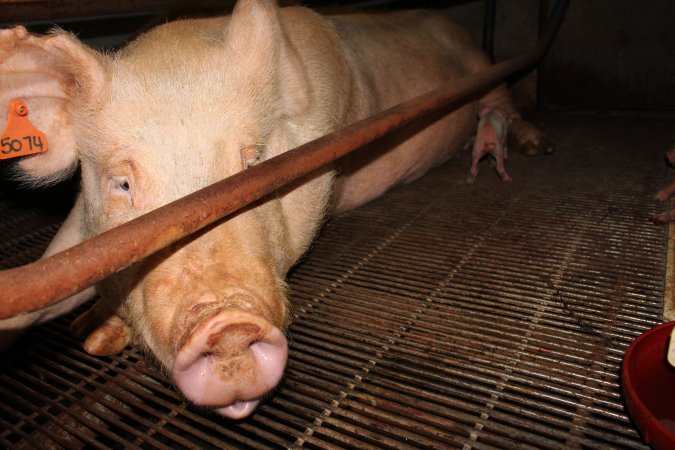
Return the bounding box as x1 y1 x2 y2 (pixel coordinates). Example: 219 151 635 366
623 321 675 449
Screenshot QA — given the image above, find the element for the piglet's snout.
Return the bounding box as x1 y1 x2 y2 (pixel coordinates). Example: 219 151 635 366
172 308 287 419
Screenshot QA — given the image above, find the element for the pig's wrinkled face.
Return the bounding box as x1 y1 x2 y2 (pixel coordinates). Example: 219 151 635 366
76 35 294 418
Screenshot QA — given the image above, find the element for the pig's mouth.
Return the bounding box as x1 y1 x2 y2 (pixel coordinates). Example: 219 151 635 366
171 306 288 419
216 400 260 420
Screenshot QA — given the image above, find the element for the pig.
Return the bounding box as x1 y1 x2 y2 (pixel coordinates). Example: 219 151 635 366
0 0 551 418
652 145 675 224
467 105 512 183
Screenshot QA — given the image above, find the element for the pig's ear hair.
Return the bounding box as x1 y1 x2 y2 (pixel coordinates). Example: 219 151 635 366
225 0 310 118
0 26 107 186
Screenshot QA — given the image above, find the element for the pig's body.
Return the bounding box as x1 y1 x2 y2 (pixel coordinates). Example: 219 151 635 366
467 106 512 183
0 0 547 418
328 12 495 211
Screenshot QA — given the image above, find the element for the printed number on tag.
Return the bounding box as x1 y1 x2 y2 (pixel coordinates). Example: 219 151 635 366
0 98 49 160
1 135 45 155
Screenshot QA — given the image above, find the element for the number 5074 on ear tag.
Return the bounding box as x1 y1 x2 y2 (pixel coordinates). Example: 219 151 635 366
0 98 48 160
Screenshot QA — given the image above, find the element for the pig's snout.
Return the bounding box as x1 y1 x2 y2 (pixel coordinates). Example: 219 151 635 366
172 308 287 419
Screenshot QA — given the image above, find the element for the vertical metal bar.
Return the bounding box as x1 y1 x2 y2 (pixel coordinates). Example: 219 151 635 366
537 0 550 111
482 0 497 63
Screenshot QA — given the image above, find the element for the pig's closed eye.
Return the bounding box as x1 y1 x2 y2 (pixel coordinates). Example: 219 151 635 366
241 145 262 169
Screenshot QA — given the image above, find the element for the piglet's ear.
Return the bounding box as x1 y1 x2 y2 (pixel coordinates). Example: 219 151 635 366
226 0 309 118
0 26 107 185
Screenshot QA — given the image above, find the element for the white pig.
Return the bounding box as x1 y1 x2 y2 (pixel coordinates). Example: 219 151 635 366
0 0 550 418
467 105 512 183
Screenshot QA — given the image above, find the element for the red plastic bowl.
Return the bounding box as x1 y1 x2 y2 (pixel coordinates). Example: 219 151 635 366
623 321 675 449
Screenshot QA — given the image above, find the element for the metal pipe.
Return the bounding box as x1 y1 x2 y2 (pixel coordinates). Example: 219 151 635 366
482 0 497 63
0 1 226 24
0 0 569 320
537 0 550 111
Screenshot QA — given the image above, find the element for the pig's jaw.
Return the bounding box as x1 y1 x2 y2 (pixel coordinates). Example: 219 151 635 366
171 308 288 419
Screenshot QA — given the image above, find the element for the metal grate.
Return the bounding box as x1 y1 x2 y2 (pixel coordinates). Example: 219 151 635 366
1 112 674 449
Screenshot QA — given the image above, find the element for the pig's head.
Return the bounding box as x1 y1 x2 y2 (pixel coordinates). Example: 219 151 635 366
0 0 336 418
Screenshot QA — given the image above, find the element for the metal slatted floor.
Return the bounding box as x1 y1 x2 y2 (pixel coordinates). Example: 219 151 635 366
1 112 674 449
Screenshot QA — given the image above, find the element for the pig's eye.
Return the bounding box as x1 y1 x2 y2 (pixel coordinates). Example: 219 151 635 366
110 176 132 198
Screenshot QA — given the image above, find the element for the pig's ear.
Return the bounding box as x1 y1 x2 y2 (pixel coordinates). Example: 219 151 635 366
226 0 309 117
0 26 107 185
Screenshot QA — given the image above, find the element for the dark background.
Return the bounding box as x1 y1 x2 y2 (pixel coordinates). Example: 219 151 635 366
2 0 674 112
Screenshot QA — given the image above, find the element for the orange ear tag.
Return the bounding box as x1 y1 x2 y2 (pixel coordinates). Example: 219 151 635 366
0 98 48 160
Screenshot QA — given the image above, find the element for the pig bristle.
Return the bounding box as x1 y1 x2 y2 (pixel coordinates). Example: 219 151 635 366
8 159 78 189
276 278 292 331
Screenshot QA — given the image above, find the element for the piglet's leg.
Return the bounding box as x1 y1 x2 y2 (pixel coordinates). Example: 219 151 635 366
655 179 675 202
493 147 512 182
652 153 675 224
467 149 481 183
651 209 675 225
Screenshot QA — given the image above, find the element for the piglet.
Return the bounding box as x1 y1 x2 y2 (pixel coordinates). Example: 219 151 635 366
467 106 512 184
652 146 675 224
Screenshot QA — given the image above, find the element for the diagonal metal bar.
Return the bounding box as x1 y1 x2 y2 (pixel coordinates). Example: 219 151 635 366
0 0 569 319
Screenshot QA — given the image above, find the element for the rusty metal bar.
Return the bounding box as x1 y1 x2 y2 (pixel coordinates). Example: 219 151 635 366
0 0 569 320
482 0 497 62
0 0 229 23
